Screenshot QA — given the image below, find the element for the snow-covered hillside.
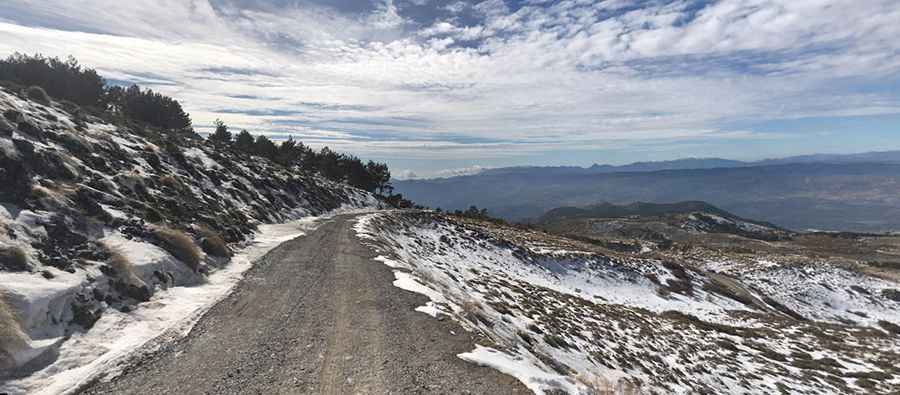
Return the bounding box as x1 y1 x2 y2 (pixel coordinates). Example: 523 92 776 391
0 86 382 386
356 211 900 394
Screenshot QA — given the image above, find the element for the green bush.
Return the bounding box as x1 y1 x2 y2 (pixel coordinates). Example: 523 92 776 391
0 53 105 107
25 85 50 105
106 84 192 131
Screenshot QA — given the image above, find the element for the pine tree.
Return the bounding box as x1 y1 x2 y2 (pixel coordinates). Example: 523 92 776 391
253 135 278 159
208 119 232 146
234 130 255 152
276 137 299 166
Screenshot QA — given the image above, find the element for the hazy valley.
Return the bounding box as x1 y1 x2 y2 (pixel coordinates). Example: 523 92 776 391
395 160 900 232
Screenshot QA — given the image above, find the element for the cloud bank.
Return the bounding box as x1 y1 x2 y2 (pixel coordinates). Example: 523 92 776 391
1 0 899 176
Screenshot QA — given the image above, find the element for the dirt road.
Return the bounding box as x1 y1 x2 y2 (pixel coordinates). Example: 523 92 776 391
79 214 527 394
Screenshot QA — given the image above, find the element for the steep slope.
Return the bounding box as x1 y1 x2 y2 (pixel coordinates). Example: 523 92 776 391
356 211 900 394
0 86 381 378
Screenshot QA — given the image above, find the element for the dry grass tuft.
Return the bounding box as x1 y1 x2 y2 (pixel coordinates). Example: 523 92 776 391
576 373 642 395
0 294 28 370
30 184 52 198
104 245 152 301
461 300 483 315
0 245 29 271
107 247 139 282
460 299 493 328
158 174 186 193
152 226 201 271
194 224 231 258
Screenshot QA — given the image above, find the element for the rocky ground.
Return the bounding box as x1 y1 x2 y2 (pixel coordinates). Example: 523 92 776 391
536 209 900 282
356 211 900 394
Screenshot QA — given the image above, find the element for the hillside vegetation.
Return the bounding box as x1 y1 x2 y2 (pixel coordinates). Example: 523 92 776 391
0 54 387 377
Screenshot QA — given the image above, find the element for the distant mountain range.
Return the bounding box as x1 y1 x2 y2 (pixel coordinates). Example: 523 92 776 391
472 150 900 177
538 201 741 223
394 151 900 232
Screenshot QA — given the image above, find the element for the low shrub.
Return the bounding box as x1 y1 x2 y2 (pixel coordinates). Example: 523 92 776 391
152 226 201 271
882 288 900 302
25 85 50 105
702 274 757 307
0 246 28 271
878 320 900 335
543 333 572 350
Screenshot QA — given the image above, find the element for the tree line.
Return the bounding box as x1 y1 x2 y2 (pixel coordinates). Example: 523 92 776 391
0 53 411 204
0 53 191 131
208 120 394 195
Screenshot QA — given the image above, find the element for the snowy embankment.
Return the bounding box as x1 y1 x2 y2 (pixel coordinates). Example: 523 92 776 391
355 211 900 395
1 207 373 394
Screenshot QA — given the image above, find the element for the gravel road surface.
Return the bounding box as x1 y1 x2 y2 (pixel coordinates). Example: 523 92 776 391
79 214 527 394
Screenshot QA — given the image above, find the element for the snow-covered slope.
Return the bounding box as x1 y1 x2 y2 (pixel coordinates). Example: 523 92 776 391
0 86 382 383
356 211 900 394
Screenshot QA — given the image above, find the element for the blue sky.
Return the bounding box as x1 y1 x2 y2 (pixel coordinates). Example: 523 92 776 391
1 0 899 178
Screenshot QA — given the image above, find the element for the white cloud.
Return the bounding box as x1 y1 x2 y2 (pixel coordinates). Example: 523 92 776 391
393 169 418 180
396 165 490 179
0 0 898 171
444 1 467 14
473 0 510 19
432 165 490 178
365 0 408 30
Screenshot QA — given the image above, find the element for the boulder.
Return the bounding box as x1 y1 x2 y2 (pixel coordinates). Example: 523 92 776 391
17 121 44 140
882 289 900 302
71 296 101 329
2 109 23 123
0 116 13 136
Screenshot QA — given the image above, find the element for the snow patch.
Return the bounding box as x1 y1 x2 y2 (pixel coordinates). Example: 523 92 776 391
355 212 900 395
458 345 581 395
